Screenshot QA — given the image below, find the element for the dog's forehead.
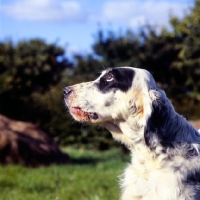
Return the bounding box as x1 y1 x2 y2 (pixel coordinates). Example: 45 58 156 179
100 67 134 77
97 67 154 87
106 68 113 73
99 68 113 77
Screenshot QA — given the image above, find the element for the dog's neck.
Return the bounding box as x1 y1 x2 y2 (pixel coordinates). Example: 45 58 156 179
104 99 200 157
103 118 146 149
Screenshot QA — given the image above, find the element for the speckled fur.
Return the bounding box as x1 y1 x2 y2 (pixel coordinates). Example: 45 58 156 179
64 67 200 200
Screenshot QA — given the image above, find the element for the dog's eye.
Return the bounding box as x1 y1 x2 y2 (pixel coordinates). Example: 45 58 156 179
105 73 114 82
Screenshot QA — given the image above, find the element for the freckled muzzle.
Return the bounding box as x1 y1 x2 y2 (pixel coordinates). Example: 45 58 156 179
70 107 99 121
63 87 99 122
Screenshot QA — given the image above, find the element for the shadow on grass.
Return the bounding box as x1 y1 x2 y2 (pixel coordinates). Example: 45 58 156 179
67 148 130 166
69 157 99 165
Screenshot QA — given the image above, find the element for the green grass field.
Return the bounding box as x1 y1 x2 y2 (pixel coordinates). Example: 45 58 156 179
0 148 130 200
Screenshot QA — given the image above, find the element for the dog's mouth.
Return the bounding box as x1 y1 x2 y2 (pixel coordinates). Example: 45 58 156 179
70 107 99 122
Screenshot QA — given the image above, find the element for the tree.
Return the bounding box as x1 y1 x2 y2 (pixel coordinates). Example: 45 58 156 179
93 30 141 67
0 39 73 121
169 0 200 97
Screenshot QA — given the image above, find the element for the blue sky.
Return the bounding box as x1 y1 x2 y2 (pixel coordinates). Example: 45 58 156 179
0 0 194 57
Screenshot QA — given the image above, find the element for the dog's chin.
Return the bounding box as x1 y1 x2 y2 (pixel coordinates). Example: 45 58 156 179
69 107 101 123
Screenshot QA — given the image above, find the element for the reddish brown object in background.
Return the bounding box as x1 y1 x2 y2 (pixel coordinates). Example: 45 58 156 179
190 120 200 130
0 115 69 166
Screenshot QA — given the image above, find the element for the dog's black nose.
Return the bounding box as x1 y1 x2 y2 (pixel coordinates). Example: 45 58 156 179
63 87 73 97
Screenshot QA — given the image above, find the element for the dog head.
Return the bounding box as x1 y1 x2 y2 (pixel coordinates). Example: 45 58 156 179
63 67 164 144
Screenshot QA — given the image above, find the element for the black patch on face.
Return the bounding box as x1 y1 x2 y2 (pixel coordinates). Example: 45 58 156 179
97 68 135 93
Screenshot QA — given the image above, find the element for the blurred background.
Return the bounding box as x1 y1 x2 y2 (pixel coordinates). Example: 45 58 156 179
0 0 200 199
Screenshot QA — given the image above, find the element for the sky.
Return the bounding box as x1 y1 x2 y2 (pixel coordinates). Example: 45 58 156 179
0 0 194 57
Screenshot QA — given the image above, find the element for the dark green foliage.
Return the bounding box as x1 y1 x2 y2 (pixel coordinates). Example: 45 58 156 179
0 39 72 121
0 39 72 95
93 30 141 67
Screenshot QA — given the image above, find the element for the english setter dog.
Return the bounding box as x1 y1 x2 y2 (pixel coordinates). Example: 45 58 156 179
63 67 200 200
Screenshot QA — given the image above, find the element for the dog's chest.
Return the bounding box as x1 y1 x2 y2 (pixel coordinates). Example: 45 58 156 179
120 147 193 200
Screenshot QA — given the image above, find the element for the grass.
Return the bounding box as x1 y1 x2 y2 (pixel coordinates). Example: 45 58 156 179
0 148 130 200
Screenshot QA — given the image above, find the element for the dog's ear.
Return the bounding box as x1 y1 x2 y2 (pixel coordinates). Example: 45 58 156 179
149 89 163 109
144 89 163 149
